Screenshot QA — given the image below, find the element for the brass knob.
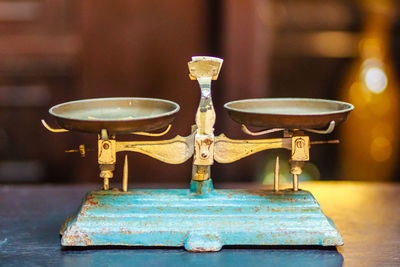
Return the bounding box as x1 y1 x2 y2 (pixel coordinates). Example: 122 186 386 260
65 144 89 157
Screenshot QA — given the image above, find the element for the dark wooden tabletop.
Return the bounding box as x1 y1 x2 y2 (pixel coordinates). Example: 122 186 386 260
0 181 399 267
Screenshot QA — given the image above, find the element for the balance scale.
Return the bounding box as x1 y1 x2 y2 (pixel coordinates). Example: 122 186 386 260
42 56 353 252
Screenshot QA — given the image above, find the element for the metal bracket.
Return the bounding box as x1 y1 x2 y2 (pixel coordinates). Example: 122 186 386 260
116 132 195 164
305 121 336 134
41 119 69 133
291 136 310 161
214 134 291 164
131 124 172 137
98 139 116 164
241 121 336 136
241 124 285 136
194 134 214 165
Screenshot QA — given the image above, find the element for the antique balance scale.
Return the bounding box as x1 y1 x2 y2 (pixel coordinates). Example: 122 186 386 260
42 56 353 252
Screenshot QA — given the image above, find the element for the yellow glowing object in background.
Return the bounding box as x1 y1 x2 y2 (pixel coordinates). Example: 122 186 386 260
363 64 387 94
339 0 399 180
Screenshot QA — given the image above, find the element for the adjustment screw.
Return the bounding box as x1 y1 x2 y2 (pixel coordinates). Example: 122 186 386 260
296 139 305 148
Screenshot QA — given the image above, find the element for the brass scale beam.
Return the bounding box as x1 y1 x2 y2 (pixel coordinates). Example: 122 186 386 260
43 56 333 192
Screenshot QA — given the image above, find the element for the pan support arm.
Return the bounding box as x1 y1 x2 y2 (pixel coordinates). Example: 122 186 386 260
97 130 195 190
213 133 310 191
213 134 292 163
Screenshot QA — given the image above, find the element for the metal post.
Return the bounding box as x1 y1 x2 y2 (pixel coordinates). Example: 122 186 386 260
274 156 279 192
104 178 109 190
123 155 128 192
293 174 298 192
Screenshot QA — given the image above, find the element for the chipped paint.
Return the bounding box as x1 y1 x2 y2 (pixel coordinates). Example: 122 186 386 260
61 183 343 251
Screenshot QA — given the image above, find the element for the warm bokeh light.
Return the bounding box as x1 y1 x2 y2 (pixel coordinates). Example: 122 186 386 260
363 67 387 94
370 136 392 162
339 0 399 180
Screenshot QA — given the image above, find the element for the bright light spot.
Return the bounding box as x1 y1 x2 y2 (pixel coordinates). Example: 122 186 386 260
364 67 387 94
370 136 392 162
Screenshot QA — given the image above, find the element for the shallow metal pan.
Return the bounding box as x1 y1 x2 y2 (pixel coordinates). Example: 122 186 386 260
49 97 180 134
224 98 354 130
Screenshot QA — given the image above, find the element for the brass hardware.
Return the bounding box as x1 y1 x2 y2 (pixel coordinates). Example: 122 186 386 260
289 134 309 191
192 165 210 181
123 155 128 192
43 56 349 198
100 165 114 178
100 164 115 190
241 125 285 136
291 136 310 161
98 139 116 165
116 133 194 164
103 178 110 190
214 134 291 164
290 161 304 192
274 156 280 192
79 145 87 156
195 97 215 135
101 129 109 141
132 124 172 137
293 174 299 192
65 144 87 157
189 56 221 182
194 134 214 165
305 121 335 134
41 119 68 133
311 140 340 145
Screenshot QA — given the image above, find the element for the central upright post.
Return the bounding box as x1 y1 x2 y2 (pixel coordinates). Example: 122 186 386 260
188 56 223 195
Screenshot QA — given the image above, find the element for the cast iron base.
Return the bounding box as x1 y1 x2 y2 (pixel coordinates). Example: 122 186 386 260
60 185 343 252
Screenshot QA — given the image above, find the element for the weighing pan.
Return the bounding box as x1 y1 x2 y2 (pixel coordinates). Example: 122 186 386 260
224 98 354 130
49 97 180 133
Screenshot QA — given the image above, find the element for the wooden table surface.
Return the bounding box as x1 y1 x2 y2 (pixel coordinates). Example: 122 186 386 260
0 182 399 267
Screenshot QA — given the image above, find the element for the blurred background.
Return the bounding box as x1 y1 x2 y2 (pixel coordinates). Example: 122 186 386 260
0 0 400 185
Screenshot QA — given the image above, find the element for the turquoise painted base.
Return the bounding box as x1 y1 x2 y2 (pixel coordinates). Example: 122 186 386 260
60 184 343 251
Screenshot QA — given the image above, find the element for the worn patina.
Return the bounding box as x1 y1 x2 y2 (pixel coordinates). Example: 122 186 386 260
60 182 343 251
43 56 352 252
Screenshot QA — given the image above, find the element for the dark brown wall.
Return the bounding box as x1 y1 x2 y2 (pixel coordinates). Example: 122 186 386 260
76 1 209 183
2 0 394 184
